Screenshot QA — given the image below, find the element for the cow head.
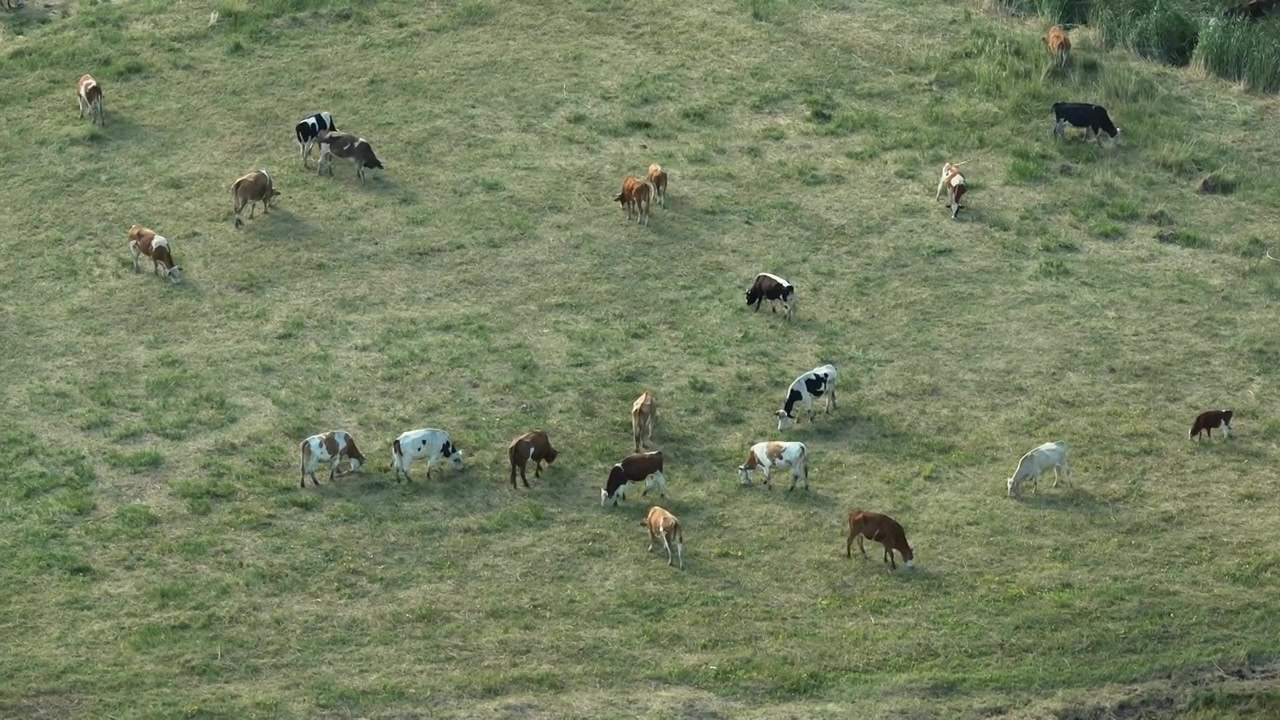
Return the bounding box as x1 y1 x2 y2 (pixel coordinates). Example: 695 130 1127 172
441 441 465 470
544 447 559 465
612 191 625 206
901 544 916 569
1006 475 1021 498
745 288 760 306
165 265 184 284
1111 127 1124 146
775 410 795 431
265 187 282 205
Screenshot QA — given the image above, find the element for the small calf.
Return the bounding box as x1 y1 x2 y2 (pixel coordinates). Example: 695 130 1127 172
613 176 655 226
1052 102 1122 145
934 162 967 220
316 130 384 182
392 427 465 482
231 169 281 229
776 364 838 431
1006 440 1072 498
601 450 666 507
1044 25 1072 66
127 224 182 284
1189 409 1233 441
631 391 657 452
77 74 105 127
508 430 559 488
295 111 337 168
745 272 796 321
846 510 915 570
647 163 669 208
299 430 366 488
738 441 809 491
642 505 684 569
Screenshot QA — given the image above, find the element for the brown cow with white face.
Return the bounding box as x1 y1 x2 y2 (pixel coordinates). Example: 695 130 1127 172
508 430 559 489
127 225 182 284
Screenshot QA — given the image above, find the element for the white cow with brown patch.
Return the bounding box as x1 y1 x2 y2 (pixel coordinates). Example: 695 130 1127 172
299 430 366 488
76 74 105 127
127 224 182 284
738 441 809 491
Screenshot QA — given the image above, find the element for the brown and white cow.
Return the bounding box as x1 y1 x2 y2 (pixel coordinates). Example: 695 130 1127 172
1044 25 1072 66
76 74 105 127
602 450 666 507
846 510 915 570
647 163 669 208
613 176 655 226
641 505 685 569
508 430 559 489
934 162 967 220
1189 409 1233 441
231 169 281 228
738 441 808 491
631 391 657 452
127 224 182 284
299 430 367 488
315 130 384 182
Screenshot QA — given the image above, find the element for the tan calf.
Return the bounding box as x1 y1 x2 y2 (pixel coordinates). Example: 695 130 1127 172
642 505 684 569
631 390 656 452
1045 26 1072 67
231 169 281 228
77 74 105 127
647 163 669 208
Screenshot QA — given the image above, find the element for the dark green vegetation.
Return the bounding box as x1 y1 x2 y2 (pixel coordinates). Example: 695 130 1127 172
2 0 1279 718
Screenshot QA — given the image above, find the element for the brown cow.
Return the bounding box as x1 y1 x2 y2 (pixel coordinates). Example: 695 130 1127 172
76 74 105 127
230 169 280 228
315 130 384 182
508 430 559 489
613 176 655 226
602 450 665 507
1044 25 1072 67
647 163 669 208
127 224 182 284
641 505 685 569
846 510 915 570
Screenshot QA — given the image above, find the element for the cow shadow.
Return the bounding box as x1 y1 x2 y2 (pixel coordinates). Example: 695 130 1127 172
1021 485 1107 512
70 113 148 149
244 208 317 241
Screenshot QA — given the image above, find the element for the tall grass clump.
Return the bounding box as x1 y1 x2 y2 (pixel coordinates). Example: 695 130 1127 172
1194 17 1280 92
1090 0 1199 66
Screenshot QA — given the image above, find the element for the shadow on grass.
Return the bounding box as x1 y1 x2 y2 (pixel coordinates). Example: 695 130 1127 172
1022 485 1107 512
245 208 317 241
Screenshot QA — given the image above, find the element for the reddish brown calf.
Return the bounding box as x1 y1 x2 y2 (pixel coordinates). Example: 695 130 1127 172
508 430 559 489
846 510 915 570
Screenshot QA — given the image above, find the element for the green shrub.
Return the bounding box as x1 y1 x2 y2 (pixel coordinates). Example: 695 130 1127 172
1131 4 1199 66
1194 18 1280 92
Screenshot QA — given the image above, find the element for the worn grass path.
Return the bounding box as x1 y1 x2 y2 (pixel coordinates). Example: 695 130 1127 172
1 0 1279 718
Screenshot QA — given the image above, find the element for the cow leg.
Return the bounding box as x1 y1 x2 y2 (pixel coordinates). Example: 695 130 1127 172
763 467 772 490
885 547 897 570
857 535 867 559
828 387 836 412
130 245 142 272
522 462 532 488
533 460 542 479
664 535 674 566
647 528 657 553
788 470 797 492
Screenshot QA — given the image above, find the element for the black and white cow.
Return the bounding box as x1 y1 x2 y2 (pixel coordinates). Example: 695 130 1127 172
745 272 796 321
775 364 838 431
1051 102 1122 144
295 111 337 168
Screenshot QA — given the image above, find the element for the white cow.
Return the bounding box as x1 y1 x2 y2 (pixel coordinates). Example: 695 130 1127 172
1006 441 1071 498
737 441 809 491
392 428 465 482
775 364 838 431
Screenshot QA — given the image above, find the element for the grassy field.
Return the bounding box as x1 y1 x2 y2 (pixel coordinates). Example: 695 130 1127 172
3 0 1280 718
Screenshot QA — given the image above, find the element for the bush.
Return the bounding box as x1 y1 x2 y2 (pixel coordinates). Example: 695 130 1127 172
1193 17 1280 92
1132 4 1199 65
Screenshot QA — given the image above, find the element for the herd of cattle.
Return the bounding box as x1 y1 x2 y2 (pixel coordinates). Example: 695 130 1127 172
74 19 1233 571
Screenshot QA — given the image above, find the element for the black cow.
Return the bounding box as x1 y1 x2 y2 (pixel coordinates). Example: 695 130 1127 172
295 111 337 168
745 272 796 321
1189 410 1233 441
1052 102 1122 144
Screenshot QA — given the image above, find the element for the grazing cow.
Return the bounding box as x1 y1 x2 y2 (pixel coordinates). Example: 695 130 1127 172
613 176 655 226
933 162 967 220
508 430 559 489
631 391 657 452
745 272 796 321
295 111 337 168
1224 0 1279 20
1006 441 1072 498
647 163 669 208
775 364 838 431
299 430 366 488
1052 102 1122 144
641 506 685 569
76 74 105 127
737 441 809 491
392 427 465 482
1189 409 1233 441
230 169 281 229
1044 25 1072 66
601 451 666 507
127 224 182 284
846 510 915 570
315 130 384 182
